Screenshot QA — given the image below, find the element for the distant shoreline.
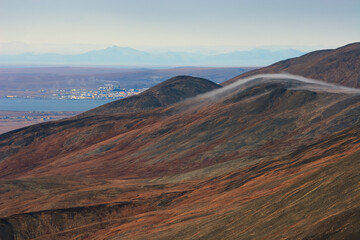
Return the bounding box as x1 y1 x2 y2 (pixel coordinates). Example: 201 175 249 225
0 110 81 135
0 98 113 112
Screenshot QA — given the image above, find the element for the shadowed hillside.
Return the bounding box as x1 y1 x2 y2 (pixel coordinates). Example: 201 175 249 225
0 43 360 239
83 75 222 115
223 42 360 88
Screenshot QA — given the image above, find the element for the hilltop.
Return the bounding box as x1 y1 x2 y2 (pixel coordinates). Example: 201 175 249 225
83 75 221 115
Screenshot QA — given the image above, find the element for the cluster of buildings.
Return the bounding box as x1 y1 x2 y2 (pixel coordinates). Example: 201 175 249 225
52 84 148 100
2 84 148 100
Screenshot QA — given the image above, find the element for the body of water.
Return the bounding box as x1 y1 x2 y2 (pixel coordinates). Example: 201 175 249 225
0 98 114 111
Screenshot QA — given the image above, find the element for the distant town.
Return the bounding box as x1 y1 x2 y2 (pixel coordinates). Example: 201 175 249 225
3 84 149 100
0 66 254 101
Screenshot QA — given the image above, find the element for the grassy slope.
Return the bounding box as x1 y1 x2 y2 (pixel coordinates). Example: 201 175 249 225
1 126 359 239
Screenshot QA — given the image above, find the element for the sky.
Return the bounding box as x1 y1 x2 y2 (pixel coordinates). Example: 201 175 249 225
0 0 359 54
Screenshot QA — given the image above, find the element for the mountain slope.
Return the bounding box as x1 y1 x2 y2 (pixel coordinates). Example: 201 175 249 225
1 125 360 240
223 42 360 88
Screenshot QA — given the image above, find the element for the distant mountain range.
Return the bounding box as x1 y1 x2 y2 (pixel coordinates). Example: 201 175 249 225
0 46 304 66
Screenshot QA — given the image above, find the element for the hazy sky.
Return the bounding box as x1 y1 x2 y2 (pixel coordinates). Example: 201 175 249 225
0 0 359 54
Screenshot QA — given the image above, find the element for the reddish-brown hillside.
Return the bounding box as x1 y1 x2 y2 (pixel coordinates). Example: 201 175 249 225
1 125 360 240
223 42 360 88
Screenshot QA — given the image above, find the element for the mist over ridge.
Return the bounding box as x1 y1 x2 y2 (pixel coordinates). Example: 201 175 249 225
215 73 360 96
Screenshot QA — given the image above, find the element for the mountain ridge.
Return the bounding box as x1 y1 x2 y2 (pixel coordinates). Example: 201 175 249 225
1 73 360 180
